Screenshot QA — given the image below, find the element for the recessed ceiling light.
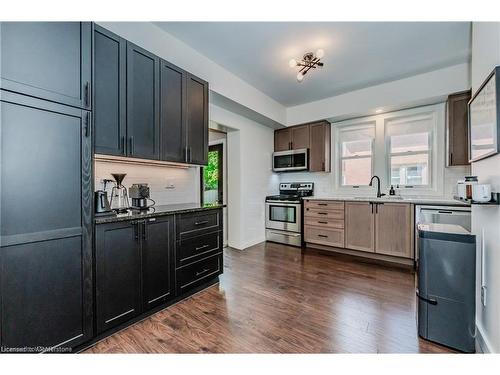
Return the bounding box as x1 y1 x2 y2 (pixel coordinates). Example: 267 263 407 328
375 109 383 114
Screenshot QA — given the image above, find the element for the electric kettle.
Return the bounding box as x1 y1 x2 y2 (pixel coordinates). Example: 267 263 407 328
95 190 113 215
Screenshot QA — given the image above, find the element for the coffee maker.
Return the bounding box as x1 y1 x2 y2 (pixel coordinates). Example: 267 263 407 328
129 183 154 210
109 173 130 213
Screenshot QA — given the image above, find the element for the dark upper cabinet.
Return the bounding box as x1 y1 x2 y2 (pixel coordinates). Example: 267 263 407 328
274 125 309 151
447 90 471 166
93 25 127 156
95 221 142 334
0 22 92 109
160 60 186 163
275 128 292 151
92 26 209 165
186 74 209 165
127 42 160 160
0 92 92 351
274 121 331 172
309 121 331 172
291 125 310 150
142 216 175 309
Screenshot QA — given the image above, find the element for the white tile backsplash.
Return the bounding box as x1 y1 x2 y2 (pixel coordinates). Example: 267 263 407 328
94 160 200 206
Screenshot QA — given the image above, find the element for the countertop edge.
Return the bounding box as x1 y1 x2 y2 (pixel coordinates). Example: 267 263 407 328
302 197 470 206
94 204 226 225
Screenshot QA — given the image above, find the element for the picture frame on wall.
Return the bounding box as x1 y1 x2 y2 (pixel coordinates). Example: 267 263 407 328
468 65 500 162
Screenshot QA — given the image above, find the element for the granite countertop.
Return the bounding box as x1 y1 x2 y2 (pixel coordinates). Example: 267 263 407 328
95 203 226 224
303 196 470 206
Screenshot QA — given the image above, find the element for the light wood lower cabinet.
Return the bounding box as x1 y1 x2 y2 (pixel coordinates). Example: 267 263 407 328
304 200 344 248
374 203 412 258
304 226 344 248
304 200 413 260
345 202 375 253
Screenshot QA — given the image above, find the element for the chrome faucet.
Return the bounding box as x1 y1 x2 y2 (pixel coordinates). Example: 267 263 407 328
369 175 385 198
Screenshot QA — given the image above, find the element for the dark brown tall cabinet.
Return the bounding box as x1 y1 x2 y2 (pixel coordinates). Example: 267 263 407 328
274 120 331 172
94 25 209 165
0 22 93 351
446 90 472 166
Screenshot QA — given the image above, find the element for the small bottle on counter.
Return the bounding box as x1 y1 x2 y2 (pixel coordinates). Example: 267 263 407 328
389 185 396 196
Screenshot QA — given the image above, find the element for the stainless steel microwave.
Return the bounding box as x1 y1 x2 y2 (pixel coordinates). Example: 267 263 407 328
272 148 308 172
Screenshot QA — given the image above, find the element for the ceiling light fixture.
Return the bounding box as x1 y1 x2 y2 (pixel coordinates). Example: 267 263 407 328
289 49 325 82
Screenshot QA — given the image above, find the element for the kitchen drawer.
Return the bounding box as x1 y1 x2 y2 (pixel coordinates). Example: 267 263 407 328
176 209 222 239
304 208 344 220
304 200 344 211
176 253 223 295
177 231 222 267
305 217 344 229
304 226 344 248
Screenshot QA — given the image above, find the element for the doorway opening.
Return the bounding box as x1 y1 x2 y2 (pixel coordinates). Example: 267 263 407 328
201 143 224 205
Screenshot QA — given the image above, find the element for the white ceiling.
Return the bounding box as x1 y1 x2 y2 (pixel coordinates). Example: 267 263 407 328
155 22 471 107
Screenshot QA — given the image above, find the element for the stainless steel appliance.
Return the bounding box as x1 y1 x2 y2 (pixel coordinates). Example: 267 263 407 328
415 205 471 262
129 183 155 210
109 173 130 213
272 148 309 172
265 182 313 247
417 223 476 352
94 190 113 216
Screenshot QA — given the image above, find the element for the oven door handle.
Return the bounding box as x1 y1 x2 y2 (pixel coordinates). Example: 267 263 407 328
267 231 301 237
266 200 301 205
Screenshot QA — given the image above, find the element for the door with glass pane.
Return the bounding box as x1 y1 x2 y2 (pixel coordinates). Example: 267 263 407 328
265 202 300 232
201 143 223 205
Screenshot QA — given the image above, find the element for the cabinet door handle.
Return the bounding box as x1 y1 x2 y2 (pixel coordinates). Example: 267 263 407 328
318 234 328 238
142 221 147 240
195 268 210 277
131 221 139 241
290 141 293 149
371 202 374 214
129 136 134 155
195 220 209 226
195 244 210 251
84 112 90 137
189 147 192 162
121 136 125 154
84 82 90 107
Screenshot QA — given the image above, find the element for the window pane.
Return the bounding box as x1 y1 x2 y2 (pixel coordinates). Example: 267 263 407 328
341 157 372 186
342 139 372 157
390 132 429 153
390 153 429 186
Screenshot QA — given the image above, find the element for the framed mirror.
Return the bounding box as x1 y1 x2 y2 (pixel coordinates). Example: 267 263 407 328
468 66 500 162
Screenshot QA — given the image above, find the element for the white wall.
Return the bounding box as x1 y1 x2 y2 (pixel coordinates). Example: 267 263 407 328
286 63 471 125
210 105 278 250
470 22 500 354
95 160 200 206
280 104 470 200
96 22 286 125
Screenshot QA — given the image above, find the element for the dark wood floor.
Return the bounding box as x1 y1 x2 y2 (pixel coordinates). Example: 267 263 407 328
85 242 454 353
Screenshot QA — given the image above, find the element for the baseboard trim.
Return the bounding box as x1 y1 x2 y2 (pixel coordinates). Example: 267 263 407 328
476 324 493 353
305 242 415 268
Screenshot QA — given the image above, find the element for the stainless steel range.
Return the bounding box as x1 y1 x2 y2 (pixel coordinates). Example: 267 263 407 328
265 182 314 247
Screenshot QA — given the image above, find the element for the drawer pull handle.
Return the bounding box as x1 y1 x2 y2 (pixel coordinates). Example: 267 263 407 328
195 244 210 251
318 234 328 238
318 203 328 206
196 268 210 276
318 221 328 224
195 220 209 226
317 212 328 215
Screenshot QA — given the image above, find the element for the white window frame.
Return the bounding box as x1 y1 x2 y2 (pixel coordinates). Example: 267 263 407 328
331 103 445 197
334 120 376 193
384 112 435 190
